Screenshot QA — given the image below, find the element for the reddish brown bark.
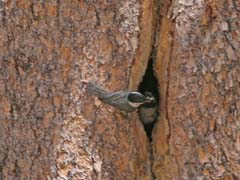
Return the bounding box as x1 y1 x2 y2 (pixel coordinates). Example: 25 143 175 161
153 0 240 179
0 0 239 180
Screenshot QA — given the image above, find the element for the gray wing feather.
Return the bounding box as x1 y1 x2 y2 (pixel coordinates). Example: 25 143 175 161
85 81 134 111
101 91 127 106
85 82 108 99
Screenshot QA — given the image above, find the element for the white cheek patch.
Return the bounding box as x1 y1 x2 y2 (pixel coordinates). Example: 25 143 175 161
128 102 144 108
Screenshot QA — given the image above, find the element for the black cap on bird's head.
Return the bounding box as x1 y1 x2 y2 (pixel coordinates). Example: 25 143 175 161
128 92 155 104
128 92 156 108
128 92 147 103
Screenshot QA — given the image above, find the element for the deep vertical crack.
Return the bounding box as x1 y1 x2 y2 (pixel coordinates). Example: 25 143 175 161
137 1 161 180
138 57 159 141
166 28 175 148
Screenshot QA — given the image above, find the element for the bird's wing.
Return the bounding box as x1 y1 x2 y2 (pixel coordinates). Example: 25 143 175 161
100 91 127 104
85 82 108 98
100 91 134 111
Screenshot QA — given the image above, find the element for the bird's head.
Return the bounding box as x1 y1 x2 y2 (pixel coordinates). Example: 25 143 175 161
128 92 155 108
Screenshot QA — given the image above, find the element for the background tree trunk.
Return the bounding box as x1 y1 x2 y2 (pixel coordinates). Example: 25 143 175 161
0 0 239 180
153 0 240 179
0 1 154 179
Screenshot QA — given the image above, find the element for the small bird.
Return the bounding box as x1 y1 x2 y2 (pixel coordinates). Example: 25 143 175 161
138 91 158 140
83 81 155 112
139 91 158 125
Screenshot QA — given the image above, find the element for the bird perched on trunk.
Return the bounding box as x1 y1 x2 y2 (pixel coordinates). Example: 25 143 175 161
82 81 155 112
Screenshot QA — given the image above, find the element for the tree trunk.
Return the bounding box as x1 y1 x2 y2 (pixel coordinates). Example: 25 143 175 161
153 0 240 179
0 0 239 180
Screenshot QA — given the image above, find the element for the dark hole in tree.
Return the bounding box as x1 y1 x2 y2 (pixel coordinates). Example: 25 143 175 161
138 57 159 141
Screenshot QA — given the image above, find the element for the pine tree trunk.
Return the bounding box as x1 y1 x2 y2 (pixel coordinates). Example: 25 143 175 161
0 0 239 180
153 0 240 179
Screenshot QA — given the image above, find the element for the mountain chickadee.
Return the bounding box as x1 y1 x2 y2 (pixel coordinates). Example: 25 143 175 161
83 81 155 112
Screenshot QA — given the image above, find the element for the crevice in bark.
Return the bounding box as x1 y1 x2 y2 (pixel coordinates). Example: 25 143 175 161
138 57 159 141
129 2 162 180
166 29 174 147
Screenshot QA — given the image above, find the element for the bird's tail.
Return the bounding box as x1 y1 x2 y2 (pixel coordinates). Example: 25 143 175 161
85 81 108 99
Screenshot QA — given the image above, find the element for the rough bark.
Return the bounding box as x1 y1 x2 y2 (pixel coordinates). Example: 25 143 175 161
0 0 153 179
0 0 239 180
153 0 240 179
